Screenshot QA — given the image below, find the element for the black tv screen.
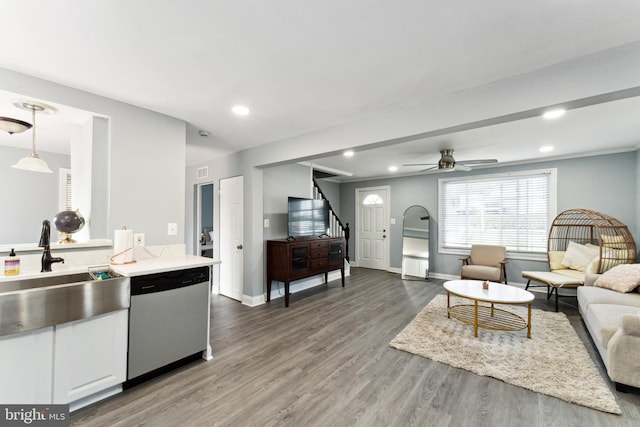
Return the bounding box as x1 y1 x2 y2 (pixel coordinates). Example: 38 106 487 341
288 197 329 237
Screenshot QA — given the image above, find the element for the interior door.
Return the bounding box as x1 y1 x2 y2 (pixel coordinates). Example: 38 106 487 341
219 176 243 301
356 186 389 270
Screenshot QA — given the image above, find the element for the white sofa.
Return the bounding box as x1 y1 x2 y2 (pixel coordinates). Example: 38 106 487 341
578 273 640 390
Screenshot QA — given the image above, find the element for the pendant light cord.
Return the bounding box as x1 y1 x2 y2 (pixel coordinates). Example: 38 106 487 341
31 105 37 155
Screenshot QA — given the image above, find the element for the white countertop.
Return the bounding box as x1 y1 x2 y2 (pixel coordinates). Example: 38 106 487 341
0 255 220 283
111 255 220 277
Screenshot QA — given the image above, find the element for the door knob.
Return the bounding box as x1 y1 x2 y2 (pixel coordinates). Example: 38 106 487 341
237 244 243 250
383 235 386 238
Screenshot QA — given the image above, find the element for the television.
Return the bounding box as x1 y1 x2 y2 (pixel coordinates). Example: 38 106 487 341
287 197 330 238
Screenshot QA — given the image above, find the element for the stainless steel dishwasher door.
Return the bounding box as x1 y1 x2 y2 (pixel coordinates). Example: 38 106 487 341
127 269 209 381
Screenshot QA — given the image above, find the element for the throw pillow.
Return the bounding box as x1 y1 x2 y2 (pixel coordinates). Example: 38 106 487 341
594 264 640 293
561 241 599 272
548 251 565 270
601 234 627 249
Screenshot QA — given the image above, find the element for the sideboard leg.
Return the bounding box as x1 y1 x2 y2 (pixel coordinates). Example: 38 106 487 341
285 281 290 307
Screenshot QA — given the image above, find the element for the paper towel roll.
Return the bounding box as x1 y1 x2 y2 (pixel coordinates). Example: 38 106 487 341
112 228 134 264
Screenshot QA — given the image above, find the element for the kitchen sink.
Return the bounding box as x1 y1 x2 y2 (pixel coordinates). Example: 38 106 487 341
0 271 130 337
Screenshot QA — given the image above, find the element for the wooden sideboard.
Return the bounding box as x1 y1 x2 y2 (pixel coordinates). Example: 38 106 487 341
266 237 346 307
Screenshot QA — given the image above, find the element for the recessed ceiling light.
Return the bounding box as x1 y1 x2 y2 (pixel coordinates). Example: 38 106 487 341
232 105 250 116
542 109 566 120
343 150 354 157
388 166 398 172
539 145 554 153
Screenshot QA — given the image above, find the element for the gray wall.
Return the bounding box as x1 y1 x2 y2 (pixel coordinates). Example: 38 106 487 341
0 67 187 246
315 178 341 218
339 151 638 283
0 146 70 244
263 163 312 240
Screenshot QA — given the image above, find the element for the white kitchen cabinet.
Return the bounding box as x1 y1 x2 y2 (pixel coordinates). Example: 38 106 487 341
53 309 128 404
0 327 54 404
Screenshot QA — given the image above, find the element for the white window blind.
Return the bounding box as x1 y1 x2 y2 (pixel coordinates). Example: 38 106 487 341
58 168 73 211
439 169 556 253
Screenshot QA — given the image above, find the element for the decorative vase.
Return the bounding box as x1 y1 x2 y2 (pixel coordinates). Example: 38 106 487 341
53 209 85 243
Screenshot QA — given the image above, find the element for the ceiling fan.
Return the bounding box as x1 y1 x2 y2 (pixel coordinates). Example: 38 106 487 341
404 149 497 172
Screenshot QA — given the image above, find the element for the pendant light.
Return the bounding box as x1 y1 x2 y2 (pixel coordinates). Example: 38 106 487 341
11 101 57 174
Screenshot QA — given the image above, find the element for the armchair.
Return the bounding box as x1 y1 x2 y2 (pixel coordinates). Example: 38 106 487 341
461 244 508 283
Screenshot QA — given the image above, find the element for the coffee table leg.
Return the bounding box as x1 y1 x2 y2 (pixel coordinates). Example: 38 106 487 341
474 300 478 338
527 303 532 338
447 292 450 318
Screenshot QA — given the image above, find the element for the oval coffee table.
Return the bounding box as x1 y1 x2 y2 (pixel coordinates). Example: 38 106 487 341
444 280 535 338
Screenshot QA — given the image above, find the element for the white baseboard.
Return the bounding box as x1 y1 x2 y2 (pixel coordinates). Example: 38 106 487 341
69 385 122 412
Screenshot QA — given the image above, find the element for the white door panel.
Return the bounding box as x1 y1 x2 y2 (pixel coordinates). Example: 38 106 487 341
357 187 389 270
220 176 243 301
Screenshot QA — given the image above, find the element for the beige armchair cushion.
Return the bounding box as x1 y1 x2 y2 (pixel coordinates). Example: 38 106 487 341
461 245 507 283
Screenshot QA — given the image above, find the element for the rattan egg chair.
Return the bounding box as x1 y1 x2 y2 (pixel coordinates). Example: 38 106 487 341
548 209 637 273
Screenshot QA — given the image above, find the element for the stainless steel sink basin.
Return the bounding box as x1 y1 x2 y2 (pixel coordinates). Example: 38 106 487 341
0 271 130 337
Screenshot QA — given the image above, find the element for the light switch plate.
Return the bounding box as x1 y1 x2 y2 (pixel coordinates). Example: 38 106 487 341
390 218 396 224
264 219 270 228
168 223 178 236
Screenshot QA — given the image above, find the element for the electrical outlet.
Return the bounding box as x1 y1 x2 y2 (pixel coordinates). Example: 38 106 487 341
134 233 145 247
168 223 178 236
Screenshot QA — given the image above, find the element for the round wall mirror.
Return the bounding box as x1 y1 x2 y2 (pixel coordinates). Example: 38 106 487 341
401 205 430 280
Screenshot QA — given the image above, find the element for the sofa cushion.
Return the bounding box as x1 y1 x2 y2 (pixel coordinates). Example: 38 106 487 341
594 264 640 293
577 286 640 314
561 241 598 272
586 304 639 349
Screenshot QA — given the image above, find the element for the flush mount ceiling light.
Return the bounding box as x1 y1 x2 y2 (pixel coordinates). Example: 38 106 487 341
539 145 554 153
343 150 354 157
0 116 32 134
231 105 250 116
11 101 57 174
388 166 398 172
542 109 566 119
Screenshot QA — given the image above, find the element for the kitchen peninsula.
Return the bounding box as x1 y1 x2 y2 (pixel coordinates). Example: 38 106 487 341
0 243 220 411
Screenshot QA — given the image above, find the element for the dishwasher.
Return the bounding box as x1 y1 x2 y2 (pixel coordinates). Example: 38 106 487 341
126 266 210 386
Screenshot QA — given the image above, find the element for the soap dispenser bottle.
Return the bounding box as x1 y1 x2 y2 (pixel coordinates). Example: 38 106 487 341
4 248 20 276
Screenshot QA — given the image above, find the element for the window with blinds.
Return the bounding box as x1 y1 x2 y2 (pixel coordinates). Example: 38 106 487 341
439 169 556 254
58 168 73 211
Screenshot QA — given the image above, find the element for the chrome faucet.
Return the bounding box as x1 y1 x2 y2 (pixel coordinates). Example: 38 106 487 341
38 219 65 272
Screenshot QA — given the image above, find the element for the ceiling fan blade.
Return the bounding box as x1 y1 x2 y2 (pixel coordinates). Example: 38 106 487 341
454 164 472 171
456 159 498 165
403 163 436 167
420 166 438 172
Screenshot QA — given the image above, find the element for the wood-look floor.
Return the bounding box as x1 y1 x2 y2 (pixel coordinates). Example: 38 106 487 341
71 268 640 427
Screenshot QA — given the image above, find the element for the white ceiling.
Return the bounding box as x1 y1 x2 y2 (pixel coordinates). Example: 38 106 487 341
1 2 640 175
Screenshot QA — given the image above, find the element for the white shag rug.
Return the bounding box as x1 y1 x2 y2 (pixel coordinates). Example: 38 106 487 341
389 294 621 414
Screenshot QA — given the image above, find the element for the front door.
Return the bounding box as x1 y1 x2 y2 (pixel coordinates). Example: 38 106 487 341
356 186 389 270
219 176 243 301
